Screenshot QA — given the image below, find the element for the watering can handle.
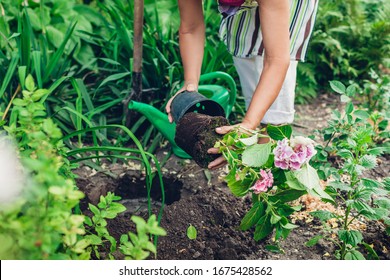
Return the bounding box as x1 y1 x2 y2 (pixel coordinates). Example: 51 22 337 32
199 71 237 115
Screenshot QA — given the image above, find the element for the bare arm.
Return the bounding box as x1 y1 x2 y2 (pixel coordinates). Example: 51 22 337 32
242 0 290 129
178 0 205 86
166 0 205 122
208 0 290 169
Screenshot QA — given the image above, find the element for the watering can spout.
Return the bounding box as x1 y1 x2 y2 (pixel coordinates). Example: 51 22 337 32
128 101 174 144
128 101 191 158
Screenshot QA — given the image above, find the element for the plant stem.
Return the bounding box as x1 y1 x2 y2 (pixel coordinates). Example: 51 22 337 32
2 84 21 121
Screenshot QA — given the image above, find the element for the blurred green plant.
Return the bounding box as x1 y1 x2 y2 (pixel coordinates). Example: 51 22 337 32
0 74 166 259
308 81 390 260
296 0 390 103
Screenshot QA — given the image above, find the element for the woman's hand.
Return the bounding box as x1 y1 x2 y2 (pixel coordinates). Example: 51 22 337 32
207 122 256 170
165 83 198 123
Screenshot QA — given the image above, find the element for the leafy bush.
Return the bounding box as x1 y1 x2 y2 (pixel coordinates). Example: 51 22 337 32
296 0 390 103
308 81 390 259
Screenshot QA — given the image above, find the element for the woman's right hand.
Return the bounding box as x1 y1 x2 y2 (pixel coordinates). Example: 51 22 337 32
165 82 198 123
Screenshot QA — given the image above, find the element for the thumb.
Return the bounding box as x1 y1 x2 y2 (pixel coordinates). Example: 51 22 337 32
186 84 196 91
215 126 233 135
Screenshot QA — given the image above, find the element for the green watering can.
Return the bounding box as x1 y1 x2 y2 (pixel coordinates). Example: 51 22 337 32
128 71 237 158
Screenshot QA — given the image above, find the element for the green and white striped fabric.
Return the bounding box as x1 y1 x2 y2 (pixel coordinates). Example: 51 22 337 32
218 0 319 61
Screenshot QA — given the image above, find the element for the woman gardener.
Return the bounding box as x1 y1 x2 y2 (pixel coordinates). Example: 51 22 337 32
166 0 318 169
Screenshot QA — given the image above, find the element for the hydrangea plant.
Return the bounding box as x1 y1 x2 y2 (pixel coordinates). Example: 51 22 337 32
215 124 332 243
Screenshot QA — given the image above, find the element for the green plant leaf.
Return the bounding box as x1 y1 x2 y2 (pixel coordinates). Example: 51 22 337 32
310 210 337 222
89 204 100 216
240 202 265 231
86 234 102 245
293 164 321 190
281 222 298 230
239 134 258 146
25 74 36 92
329 80 346 94
340 95 351 103
187 225 197 240
362 242 379 260
270 213 282 225
242 142 271 167
338 230 363 247
254 215 273 241
305 235 323 247
268 189 306 203
267 124 292 140
360 155 377 169
353 110 370 120
345 249 365 260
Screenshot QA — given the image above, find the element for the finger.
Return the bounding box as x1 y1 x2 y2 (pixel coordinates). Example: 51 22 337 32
208 156 226 169
215 125 234 135
168 113 173 123
209 162 227 170
207 147 220 154
186 84 196 91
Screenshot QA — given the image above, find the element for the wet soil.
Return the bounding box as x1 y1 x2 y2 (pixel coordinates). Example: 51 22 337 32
75 93 390 260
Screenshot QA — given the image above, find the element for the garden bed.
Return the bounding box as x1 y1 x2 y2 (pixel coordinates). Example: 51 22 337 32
75 93 390 260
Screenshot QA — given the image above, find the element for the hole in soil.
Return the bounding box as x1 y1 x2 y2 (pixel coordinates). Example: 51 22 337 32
116 174 183 206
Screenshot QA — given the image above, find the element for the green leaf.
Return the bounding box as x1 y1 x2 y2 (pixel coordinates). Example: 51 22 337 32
353 110 370 120
329 80 346 94
361 178 382 188
228 179 250 197
12 98 27 107
239 134 258 146
305 235 323 247
346 84 358 97
281 222 299 230
89 204 100 216
337 149 353 159
327 181 352 192
268 189 306 203
340 95 351 103
293 164 321 190
25 74 36 92
98 72 131 89
254 215 273 241
267 124 292 140
187 225 197 240
345 102 354 115
86 234 102 245
362 242 379 260
240 202 265 230
360 155 377 169
309 186 335 202
108 202 127 215
338 230 363 247
242 142 271 167
345 249 365 260
310 210 337 222
374 197 390 209
270 213 282 225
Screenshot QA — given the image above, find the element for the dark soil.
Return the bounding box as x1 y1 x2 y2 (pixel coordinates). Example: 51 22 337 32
175 112 229 168
74 93 390 260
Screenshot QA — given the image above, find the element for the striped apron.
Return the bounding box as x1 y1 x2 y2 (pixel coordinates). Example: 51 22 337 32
218 0 319 61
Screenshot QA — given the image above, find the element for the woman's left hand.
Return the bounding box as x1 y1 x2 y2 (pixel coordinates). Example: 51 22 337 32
207 122 255 170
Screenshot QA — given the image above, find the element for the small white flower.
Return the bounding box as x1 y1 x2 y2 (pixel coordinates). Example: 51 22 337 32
290 136 316 147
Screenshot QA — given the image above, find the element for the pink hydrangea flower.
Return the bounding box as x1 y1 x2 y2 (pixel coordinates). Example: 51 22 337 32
250 169 274 194
273 137 317 170
273 138 294 170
